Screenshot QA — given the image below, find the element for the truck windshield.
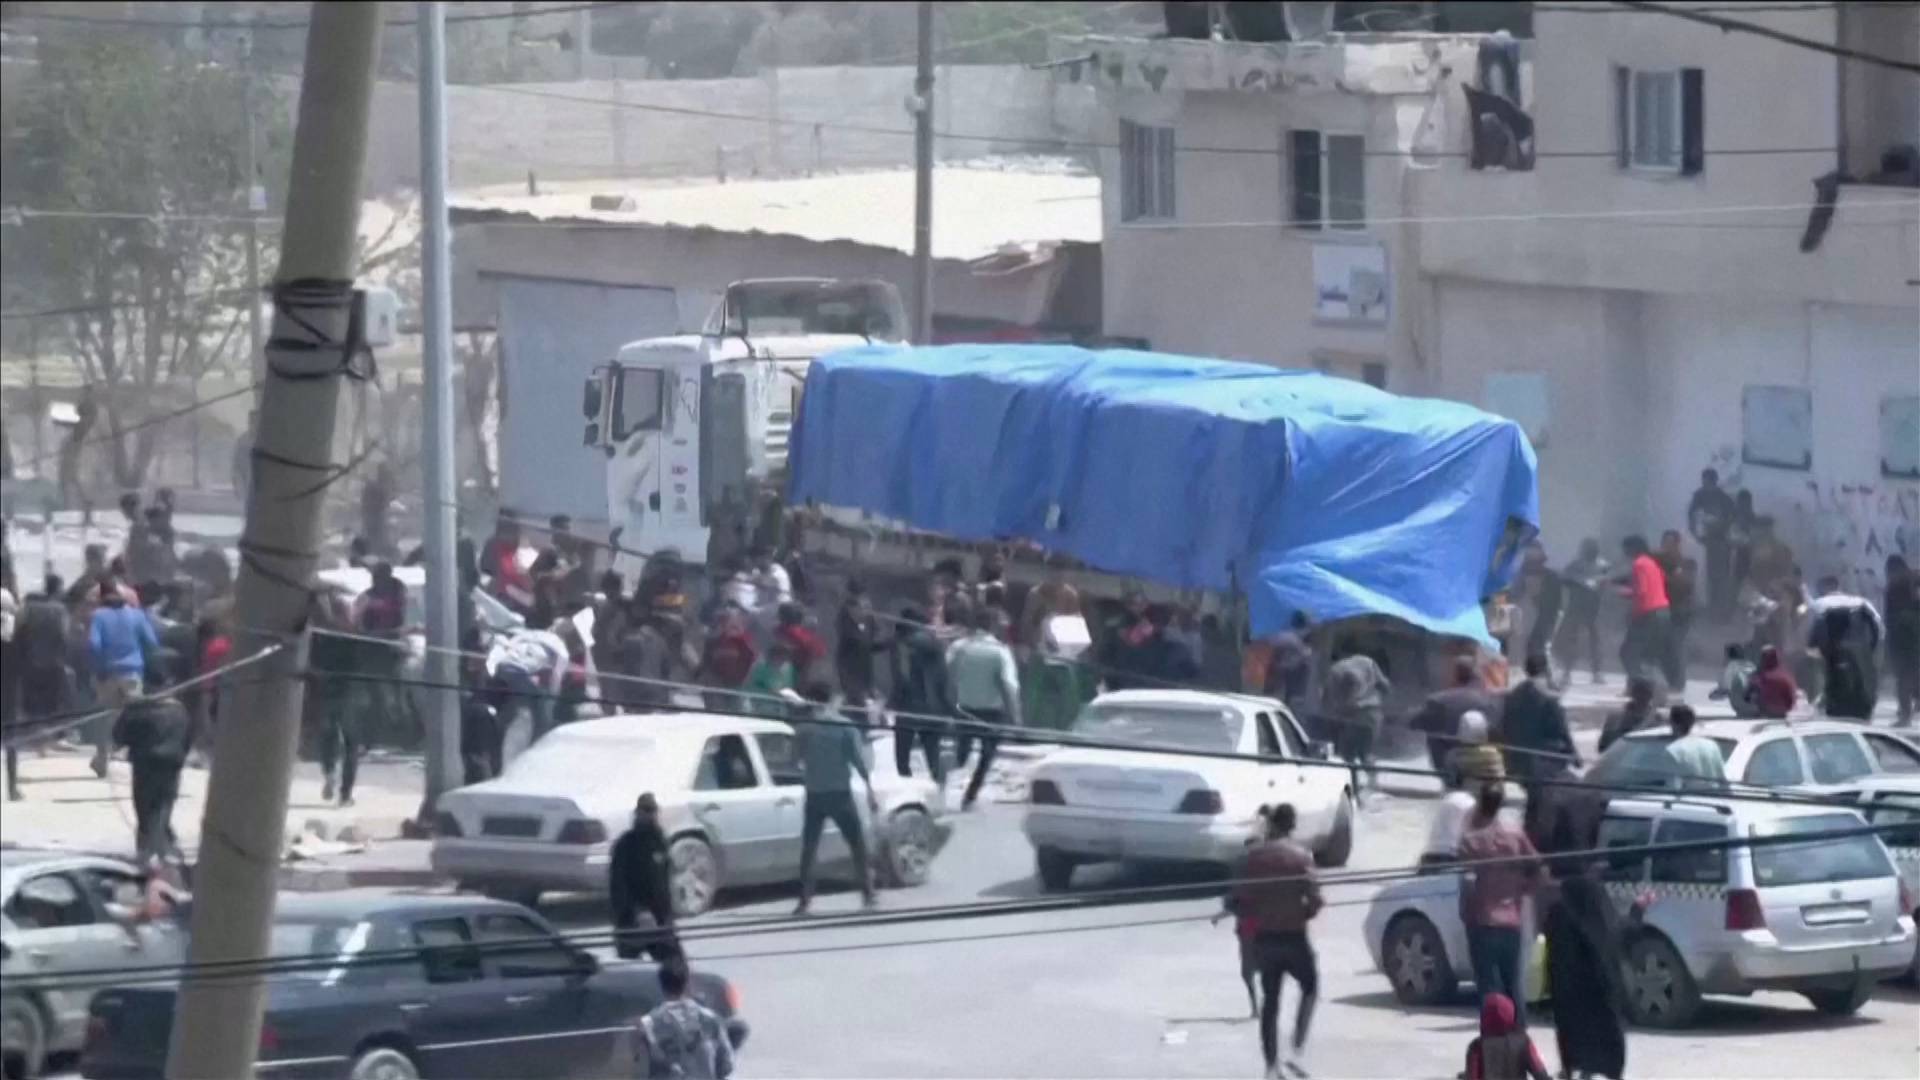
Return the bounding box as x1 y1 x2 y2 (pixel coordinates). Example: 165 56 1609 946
718 281 906 341
616 368 665 438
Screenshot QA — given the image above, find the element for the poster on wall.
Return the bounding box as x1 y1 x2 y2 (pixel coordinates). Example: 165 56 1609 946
1483 372 1550 448
1313 242 1390 327
1742 385 1813 471
1882 394 1920 479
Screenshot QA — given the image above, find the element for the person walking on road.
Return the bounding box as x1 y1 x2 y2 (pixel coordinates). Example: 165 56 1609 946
1412 656 1499 784
12 574 72 801
888 605 952 784
636 954 735 1080
1231 803 1322 1080
485 622 570 765
113 660 192 865
1544 871 1629 1080
308 592 364 806
1321 643 1390 797
1501 655 1576 784
1598 675 1659 753
1688 467 1737 619
792 681 878 914
1557 539 1610 684
1457 784 1543 1029
834 582 887 726
88 576 158 777
610 792 678 960
947 602 1023 811
1617 535 1673 691
1517 543 1564 687
1663 705 1727 792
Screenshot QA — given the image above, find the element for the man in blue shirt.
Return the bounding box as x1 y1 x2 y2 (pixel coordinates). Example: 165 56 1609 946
88 577 158 777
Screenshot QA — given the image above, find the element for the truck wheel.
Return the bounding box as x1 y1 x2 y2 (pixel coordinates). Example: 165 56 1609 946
1315 793 1354 868
882 808 935 888
1036 847 1077 892
1623 934 1701 1028
1 995 47 1080
348 1046 420 1080
670 835 718 917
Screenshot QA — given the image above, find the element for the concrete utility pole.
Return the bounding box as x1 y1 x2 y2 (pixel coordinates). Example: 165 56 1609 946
910 0 935 344
165 6 382 1079
242 14 266 401
417 0 463 819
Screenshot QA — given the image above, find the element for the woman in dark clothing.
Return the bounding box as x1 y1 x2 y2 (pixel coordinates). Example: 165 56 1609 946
1544 873 1628 1080
1886 555 1920 726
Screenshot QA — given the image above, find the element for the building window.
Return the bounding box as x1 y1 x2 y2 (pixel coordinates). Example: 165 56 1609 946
1742 385 1812 471
1119 120 1175 221
1883 394 1920 479
1289 130 1366 230
1615 66 1704 175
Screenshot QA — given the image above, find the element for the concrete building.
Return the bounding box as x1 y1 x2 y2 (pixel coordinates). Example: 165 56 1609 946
1066 3 1918 595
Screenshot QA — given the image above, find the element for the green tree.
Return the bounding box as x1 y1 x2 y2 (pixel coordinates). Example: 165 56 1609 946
2 24 290 490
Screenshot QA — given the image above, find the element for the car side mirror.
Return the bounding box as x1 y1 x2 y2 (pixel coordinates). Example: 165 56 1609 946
1307 740 1332 760
571 949 599 978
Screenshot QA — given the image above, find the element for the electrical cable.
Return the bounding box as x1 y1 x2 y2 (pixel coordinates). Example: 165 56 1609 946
1611 0 1920 76
7 818 1906 991
6 381 261 476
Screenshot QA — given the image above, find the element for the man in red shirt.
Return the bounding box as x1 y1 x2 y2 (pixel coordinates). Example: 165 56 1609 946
1617 535 1673 690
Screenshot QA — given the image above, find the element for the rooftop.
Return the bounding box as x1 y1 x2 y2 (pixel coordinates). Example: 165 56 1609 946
449 158 1102 264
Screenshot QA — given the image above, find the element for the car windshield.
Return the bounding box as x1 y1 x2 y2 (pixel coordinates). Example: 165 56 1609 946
1587 735 1735 788
1750 813 1894 887
1071 704 1243 753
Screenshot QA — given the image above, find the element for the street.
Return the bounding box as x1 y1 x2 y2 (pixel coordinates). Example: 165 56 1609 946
528 793 1920 1080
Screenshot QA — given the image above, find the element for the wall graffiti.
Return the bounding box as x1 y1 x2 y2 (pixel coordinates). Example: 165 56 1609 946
1782 478 1920 596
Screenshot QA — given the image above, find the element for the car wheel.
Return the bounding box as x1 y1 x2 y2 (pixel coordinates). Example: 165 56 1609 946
882 808 935 888
670 835 719 917
1382 915 1454 1006
1623 934 1701 1029
477 882 541 909
1315 792 1354 868
1 995 47 1080
1035 846 1077 892
1804 982 1873 1017
348 1046 420 1080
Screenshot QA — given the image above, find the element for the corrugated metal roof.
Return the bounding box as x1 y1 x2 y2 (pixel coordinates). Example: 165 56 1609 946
449 158 1101 263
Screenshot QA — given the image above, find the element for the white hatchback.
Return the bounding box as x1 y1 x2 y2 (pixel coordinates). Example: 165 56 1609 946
1022 690 1355 891
431 713 949 915
1363 795 1915 1027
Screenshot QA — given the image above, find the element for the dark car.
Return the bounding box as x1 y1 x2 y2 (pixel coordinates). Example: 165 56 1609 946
79 891 746 1079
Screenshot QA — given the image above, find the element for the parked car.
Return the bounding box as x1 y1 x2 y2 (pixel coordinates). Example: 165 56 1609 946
431 714 950 915
1363 795 1916 1027
80 891 747 1080
2 849 186 1080
1022 690 1354 891
1831 775 1920 980
1585 718 1920 793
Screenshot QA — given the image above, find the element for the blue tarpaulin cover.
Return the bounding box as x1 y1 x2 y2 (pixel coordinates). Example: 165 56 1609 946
787 345 1539 644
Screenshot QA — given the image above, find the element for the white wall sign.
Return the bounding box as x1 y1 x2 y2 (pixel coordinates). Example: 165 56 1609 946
1313 242 1390 327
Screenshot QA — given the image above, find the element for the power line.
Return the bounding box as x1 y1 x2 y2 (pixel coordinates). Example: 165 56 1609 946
0 1 640 33
8 818 1903 991
1613 0 1920 75
5 381 260 476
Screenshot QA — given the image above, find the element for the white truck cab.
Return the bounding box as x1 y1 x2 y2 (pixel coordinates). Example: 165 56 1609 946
582 278 906 576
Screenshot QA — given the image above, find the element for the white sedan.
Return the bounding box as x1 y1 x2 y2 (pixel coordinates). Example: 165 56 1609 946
1022 690 1355 890
431 712 949 915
